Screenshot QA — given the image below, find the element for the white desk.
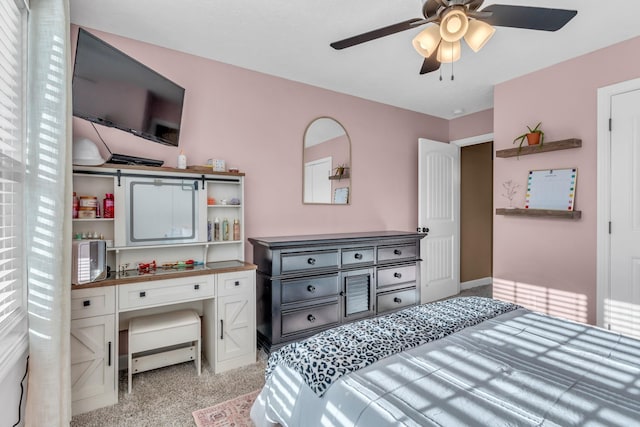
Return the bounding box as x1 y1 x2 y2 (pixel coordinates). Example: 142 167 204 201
70 262 256 416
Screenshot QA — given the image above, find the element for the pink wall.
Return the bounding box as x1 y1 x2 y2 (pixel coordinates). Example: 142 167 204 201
449 109 494 141
493 36 640 325
71 26 451 261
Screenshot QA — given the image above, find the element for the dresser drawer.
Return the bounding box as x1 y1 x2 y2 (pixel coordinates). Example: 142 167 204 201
282 303 340 336
377 264 416 289
341 247 374 266
281 250 339 273
377 244 417 262
71 286 116 320
118 276 215 311
218 270 255 297
282 274 339 304
377 288 417 314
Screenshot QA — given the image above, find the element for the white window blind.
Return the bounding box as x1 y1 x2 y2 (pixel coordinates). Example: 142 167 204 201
0 0 28 378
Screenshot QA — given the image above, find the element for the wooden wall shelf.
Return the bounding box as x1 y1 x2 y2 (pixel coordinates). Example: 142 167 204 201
496 208 582 219
329 174 350 180
496 138 582 158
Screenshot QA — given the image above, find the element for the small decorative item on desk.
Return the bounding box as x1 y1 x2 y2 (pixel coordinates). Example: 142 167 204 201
208 158 226 172
501 179 520 208
138 260 157 274
228 167 239 173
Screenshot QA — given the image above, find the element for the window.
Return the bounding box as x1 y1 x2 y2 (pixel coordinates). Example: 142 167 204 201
0 0 28 379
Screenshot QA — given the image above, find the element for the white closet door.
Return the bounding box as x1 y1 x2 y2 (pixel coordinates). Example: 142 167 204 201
608 89 640 338
418 139 460 302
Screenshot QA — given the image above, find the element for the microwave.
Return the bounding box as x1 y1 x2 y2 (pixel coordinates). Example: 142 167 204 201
72 240 108 285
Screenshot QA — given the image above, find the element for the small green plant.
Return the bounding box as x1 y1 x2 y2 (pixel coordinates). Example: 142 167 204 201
513 122 545 153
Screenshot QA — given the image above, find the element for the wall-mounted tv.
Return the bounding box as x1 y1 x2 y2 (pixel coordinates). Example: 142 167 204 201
72 28 185 147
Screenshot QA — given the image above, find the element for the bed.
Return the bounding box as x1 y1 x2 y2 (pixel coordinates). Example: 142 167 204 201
250 297 640 427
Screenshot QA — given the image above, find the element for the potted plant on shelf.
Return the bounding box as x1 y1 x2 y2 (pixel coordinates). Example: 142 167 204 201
513 122 545 154
332 164 349 180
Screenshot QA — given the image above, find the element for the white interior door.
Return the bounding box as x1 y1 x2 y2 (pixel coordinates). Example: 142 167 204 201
418 138 460 303
304 156 332 203
607 89 640 338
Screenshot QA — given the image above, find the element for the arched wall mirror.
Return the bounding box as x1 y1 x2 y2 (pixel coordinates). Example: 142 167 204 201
303 117 351 204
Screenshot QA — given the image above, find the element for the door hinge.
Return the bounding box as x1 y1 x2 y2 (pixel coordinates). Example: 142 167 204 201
609 118 612 131
609 221 612 234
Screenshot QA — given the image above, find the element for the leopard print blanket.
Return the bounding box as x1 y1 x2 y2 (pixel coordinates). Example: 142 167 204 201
266 296 520 397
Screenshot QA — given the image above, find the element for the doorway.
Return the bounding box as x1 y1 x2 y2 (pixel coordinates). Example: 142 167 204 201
597 78 640 338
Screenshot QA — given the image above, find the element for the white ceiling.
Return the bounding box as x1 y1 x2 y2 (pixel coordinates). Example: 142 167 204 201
69 0 640 119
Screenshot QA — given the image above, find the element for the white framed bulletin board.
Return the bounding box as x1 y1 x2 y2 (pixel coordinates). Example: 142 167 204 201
525 168 577 211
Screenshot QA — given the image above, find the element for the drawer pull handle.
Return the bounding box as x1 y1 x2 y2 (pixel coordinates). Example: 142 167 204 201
83 300 91 307
307 314 316 323
220 319 224 340
235 281 240 286
394 249 402 256
139 291 146 298
394 297 402 304
394 272 402 279
307 285 316 293
108 341 112 366
354 253 363 260
194 284 200 290
307 258 316 265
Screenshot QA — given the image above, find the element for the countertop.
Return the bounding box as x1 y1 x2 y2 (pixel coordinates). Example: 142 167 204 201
72 260 256 289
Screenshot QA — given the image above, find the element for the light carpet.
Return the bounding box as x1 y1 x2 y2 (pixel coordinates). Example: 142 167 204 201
192 389 260 427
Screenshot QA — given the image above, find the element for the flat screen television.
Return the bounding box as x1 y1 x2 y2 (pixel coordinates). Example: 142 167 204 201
72 28 185 147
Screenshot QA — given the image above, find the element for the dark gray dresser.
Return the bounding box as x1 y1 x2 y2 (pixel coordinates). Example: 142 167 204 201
249 231 425 352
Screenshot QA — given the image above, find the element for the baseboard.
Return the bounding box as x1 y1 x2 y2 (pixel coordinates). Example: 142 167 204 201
460 277 492 291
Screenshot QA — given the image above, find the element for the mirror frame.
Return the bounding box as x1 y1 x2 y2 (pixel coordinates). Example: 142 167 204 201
302 116 352 205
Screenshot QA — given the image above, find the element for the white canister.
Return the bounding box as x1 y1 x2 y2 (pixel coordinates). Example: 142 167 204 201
177 151 187 169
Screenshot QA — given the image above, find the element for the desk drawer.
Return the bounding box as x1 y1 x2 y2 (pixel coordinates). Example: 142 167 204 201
281 250 339 273
71 286 116 320
377 265 416 289
378 244 417 262
218 270 255 297
282 303 340 336
282 274 339 304
341 248 374 266
118 276 214 311
377 288 417 314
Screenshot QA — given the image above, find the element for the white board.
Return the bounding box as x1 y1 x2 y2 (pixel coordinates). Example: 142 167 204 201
525 168 577 211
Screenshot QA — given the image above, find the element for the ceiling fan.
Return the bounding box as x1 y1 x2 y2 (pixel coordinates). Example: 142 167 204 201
330 0 577 75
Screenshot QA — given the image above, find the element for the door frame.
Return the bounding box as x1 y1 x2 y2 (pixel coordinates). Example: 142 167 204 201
596 77 640 328
450 132 494 290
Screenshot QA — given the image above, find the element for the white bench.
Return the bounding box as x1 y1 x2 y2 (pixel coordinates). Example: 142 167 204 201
128 309 201 393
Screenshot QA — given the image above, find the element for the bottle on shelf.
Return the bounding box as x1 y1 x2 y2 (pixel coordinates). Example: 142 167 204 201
177 150 187 169
233 219 240 241
103 193 114 218
207 220 212 242
72 192 79 219
222 218 229 241
213 217 220 241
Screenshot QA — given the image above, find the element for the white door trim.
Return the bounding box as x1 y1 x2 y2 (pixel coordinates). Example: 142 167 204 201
596 77 640 328
450 132 494 148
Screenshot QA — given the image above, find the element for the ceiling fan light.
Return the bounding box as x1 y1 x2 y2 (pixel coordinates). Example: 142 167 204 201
440 7 469 42
464 19 496 52
412 25 441 58
436 40 461 63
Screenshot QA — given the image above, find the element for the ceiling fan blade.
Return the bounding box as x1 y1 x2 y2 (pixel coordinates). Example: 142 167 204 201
330 18 427 50
480 4 577 31
419 51 441 75
466 0 484 12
